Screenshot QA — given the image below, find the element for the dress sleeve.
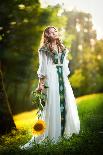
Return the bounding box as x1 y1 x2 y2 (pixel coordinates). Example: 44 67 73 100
63 48 70 76
37 48 47 78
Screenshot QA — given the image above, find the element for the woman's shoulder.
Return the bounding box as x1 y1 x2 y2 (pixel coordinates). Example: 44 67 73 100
38 45 49 53
62 44 70 53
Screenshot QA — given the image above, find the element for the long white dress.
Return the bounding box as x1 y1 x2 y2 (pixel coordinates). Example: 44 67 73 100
20 46 80 149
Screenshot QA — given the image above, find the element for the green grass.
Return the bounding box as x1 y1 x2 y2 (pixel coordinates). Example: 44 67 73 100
0 93 103 155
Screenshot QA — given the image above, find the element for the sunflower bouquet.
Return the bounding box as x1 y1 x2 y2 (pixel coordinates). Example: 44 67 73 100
31 83 49 136
31 83 49 115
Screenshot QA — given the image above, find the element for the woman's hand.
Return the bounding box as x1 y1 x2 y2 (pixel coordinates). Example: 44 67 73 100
35 83 45 93
35 77 46 93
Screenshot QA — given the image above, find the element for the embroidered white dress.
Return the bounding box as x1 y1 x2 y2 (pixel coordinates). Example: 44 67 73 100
20 46 80 149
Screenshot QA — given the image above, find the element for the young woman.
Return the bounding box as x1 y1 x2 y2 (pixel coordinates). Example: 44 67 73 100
20 26 80 149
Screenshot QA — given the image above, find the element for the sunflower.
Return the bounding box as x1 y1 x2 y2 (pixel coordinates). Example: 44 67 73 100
32 119 46 136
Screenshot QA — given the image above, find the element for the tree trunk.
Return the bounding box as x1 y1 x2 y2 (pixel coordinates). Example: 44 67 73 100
0 61 16 135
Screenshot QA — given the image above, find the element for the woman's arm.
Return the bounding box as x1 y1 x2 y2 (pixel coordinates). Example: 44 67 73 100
63 48 70 76
37 48 47 78
36 48 47 92
36 76 46 92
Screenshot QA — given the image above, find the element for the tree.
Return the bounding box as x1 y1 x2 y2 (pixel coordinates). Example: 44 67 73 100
0 62 16 134
63 10 97 73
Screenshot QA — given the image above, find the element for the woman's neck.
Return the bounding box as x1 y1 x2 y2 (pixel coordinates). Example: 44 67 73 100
51 40 57 45
51 42 62 53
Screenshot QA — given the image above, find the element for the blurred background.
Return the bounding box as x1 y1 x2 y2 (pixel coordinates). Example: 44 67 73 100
0 0 103 134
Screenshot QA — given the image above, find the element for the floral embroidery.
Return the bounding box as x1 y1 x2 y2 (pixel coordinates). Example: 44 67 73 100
52 49 66 65
56 65 66 136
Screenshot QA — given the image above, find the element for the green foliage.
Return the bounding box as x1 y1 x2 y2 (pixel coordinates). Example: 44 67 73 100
0 0 50 82
69 69 85 88
46 4 67 29
31 84 49 111
63 34 75 49
62 10 103 96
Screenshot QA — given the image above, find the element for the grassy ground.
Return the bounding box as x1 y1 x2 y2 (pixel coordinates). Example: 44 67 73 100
0 93 103 155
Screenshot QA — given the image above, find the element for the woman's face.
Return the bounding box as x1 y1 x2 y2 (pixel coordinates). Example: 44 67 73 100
48 27 59 40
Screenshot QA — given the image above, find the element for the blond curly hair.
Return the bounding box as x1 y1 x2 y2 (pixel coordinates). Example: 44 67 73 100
39 26 65 52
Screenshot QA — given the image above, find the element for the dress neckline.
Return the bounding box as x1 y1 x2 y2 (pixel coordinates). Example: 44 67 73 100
44 45 66 55
52 50 64 55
